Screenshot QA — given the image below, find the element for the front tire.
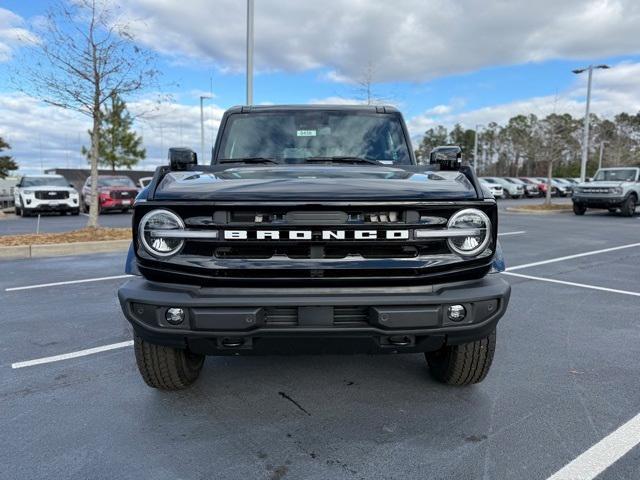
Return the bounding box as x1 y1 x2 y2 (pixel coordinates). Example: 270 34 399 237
425 330 496 385
573 203 586 215
621 195 637 217
133 335 205 390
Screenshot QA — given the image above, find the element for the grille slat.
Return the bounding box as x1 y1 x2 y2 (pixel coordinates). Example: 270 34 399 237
264 307 298 326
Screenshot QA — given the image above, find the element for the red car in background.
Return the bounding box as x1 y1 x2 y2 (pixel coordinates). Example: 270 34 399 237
81 175 139 214
520 177 557 197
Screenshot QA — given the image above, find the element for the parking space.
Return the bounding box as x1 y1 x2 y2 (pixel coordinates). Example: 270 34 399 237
1 210 639 480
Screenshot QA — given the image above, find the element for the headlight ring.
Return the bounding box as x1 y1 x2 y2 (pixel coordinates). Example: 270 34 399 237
139 209 185 257
446 208 492 257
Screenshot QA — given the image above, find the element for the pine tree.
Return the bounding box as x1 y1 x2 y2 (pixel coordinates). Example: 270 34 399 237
83 95 146 171
0 137 18 179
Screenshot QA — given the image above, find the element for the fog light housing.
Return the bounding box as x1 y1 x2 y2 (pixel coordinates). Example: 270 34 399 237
165 307 185 325
447 304 466 322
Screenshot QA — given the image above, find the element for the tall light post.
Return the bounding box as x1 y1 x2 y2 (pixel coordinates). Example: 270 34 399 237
572 64 610 182
246 0 254 105
598 140 608 171
473 124 483 171
199 95 212 161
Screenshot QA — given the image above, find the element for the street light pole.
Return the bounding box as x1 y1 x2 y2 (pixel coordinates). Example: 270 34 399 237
598 141 607 170
473 124 482 171
572 64 610 182
246 0 254 105
200 95 212 161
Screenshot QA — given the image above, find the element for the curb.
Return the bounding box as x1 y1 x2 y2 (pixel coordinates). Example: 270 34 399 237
505 207 573 214
0 239 130 260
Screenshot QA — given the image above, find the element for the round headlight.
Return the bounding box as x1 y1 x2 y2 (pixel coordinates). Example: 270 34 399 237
447 208 491 257
139 209 185 257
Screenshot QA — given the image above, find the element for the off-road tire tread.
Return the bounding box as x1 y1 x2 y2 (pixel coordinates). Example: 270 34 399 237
426 330 496 385
621 194 636 217
133 335 204 390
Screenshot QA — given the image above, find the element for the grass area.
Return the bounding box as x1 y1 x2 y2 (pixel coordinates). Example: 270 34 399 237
0 227 131 247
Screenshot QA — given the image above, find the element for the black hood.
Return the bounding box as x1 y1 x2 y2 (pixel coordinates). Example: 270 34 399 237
152 165 479 202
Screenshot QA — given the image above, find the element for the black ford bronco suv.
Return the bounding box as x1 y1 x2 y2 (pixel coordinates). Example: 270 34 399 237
118 105 511 390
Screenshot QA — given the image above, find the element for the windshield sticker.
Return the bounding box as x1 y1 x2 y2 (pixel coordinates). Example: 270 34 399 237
296 129 317 137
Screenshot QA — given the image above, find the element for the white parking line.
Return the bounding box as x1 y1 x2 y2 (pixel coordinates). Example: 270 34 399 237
506 242 640 271
498 231 526 236
503 272 640 297
11 340 133 369
5 274 133 292
547 412 640 480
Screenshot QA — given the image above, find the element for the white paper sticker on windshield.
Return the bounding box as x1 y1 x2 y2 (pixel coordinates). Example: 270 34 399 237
297 130 317 137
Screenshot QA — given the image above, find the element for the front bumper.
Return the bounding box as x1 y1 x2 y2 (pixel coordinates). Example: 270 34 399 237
23 198 78 211
118 275 511 355
100 199 134 210
573 195 625 208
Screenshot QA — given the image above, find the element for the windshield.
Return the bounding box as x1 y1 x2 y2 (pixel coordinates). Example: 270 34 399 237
482 178 498 184
22 176 68 187
593 169 638 182
217 111 412 165
98 177 136 187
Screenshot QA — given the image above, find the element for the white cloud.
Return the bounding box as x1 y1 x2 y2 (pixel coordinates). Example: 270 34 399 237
407 61 640 136
0 8 37 62
117 0 640 82
307 96 365 105
0 92 225 174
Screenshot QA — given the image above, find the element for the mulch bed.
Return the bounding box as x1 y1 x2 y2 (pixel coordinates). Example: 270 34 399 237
0 227 131 247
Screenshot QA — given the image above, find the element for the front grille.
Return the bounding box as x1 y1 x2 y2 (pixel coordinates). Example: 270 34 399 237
135 202 497 285
35 191 68 200
580 188 612 194
111 190 137 200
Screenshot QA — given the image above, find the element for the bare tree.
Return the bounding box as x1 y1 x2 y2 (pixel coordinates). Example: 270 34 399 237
16 0 159 227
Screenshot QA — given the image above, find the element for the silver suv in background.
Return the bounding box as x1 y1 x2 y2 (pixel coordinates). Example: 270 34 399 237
13 174 80 217
481 177 523 199
505 177 539 197
572 167 639 217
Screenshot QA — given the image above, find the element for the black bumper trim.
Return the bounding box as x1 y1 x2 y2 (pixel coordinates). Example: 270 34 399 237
118 275 511 353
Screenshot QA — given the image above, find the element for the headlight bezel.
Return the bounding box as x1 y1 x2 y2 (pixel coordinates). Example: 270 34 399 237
138 209 185 258
446 208 492 257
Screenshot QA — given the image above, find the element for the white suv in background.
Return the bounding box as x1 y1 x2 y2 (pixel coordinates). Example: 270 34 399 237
479 178 504 198
14 174 80 217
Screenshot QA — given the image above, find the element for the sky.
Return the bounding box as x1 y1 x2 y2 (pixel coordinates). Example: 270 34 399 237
1 0 640 174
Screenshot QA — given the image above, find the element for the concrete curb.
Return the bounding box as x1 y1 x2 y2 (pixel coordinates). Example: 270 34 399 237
0 239 130 260
505 207 573 214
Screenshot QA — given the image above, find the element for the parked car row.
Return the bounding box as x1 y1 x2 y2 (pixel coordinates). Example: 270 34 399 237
479 176 580 199
13 174 141 217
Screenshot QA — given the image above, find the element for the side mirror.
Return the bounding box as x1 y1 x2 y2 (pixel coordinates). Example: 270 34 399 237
169 147 197 171
429 146 462 171
69 183 75 188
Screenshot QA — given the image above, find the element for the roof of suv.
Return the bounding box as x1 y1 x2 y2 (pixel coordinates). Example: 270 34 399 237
22 174 64 178
224 104 400 114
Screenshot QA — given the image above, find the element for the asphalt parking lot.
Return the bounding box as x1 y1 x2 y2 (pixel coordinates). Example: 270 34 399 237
0 210 133 235
1 207 639 480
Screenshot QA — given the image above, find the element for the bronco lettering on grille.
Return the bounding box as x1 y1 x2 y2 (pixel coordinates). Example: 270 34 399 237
223 230 410 240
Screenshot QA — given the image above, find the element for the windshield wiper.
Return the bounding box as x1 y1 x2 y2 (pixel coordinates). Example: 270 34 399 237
303 156 384 166
219 157 279 164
